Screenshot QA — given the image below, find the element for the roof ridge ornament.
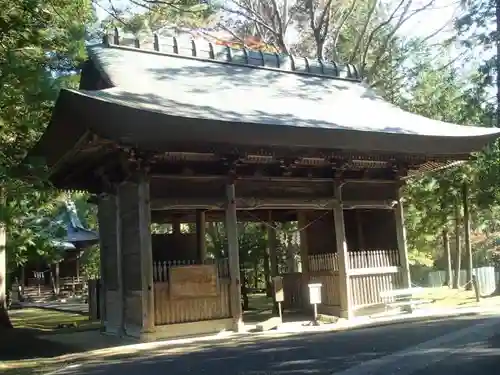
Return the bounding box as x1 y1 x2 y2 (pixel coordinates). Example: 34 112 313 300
102 28 362 81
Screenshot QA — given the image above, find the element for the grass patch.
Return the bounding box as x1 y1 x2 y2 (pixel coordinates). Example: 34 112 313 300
10 308 99 333
0 308 101 369
415 287 500 309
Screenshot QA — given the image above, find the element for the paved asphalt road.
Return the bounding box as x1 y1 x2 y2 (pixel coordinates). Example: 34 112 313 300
57 313 500 375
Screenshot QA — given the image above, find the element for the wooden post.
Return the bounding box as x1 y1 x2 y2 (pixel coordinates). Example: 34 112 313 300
355 210 365 249
472 274 480 302
333 182 352 319
443 229 452 287
138 176 154 333
225 182 243 332
394 187 411 289
172 216 181 235
267 210 279 312
97 194 124 335
463 182 473 291
262 224 271 296
118 174 155 337
196 210 207 262
54 262 60 296
453 199 462 289
268 211 279 277
114 194 124 333
297 211 310 308
76 256 80 280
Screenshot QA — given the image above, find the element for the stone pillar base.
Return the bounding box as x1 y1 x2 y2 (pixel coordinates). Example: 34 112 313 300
338 309 352 320
232 319 245 333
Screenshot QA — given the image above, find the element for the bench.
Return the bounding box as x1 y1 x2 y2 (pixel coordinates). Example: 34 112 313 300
379 288 430 313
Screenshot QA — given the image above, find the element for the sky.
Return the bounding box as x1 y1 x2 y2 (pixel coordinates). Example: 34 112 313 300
398 0 460 41
94 0 461 43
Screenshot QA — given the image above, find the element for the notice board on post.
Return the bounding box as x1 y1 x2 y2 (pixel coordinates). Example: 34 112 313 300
273 276 284 302
169 264 218 299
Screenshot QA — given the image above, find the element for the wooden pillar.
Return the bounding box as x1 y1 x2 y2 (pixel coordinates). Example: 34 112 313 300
76 257 80 280
263 224 272 296
53 262 60 295
333 182 352 319
394 187 411 289
118 173 155 338
97 194 123 335
355 210 365 249
172 216 181 235
463 182 473 290
268 211 279 278
196 210 207 262
225 182 243 331
297 211 310 308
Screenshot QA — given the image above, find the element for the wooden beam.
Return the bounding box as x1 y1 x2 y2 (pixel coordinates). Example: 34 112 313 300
151 209 297 224
150 197 336 210
150 197 397 211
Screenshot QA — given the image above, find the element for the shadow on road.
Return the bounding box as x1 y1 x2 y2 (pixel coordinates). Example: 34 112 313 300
409 328 500 375
55 314 497 375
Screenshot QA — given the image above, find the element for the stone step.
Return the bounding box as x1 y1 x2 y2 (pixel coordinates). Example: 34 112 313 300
256 317 282 332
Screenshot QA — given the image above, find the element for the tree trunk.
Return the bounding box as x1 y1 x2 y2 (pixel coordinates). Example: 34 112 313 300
263 227 271 296
241 271 249 311
253 259 259 290
51 262 60 296
495 0 500 293
0 187 12 328
462 182 473 291
452 200 462 289
443 229 452 287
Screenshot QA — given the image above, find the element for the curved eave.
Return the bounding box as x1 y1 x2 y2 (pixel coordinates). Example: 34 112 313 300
26 90 91 173
46 88 500 160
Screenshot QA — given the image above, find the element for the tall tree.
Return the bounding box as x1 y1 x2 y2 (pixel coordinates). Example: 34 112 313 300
0 0 95 328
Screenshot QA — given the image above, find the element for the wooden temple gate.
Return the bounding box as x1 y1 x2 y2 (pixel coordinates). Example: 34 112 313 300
26 29 500 340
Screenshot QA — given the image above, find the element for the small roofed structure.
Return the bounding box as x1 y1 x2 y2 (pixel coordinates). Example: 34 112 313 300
52 200 99 249
22 200 98 292
27 30 500 340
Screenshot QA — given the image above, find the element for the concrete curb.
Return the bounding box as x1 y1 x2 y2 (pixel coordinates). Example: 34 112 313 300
42 307 500 359
256 306 500 337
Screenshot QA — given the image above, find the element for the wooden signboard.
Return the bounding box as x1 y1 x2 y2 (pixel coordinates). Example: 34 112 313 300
272 276 284 302
169 264 218 299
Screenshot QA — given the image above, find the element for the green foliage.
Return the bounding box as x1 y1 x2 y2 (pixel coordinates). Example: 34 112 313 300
453 0 496 87
1 0 95 278
99 0 216 35
395 51 500 267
